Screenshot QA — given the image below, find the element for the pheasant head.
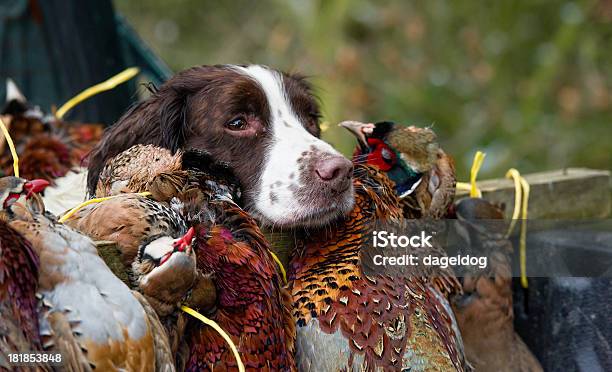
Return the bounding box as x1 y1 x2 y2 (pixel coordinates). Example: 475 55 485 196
341 120 456 218
0 176 49 215
131 226 198 316
341 121 437 194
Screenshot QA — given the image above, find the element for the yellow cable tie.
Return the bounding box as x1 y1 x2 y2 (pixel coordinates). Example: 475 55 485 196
469 151 486 198
504 168 522 238
518 176 530 289
55 67 140 119
0 117 18 177
58 191 152 223
268 249 287 284
181 305 245 372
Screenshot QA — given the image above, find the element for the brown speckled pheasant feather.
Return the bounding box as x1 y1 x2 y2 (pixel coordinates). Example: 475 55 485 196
95 144 184 198
289 164 467 371
65 193 187 266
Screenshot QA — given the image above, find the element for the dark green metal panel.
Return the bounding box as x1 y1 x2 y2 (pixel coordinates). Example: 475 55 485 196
115 14 172 88
0 0 172 125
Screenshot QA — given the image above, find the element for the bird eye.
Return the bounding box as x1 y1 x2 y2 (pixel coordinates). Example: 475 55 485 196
381 147 393 162
225 117 248 131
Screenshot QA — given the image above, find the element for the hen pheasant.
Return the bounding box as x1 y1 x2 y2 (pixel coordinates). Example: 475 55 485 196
70 146 239 314
94 144 240 204
341 121 456 219
63 192 216 366
289 163 468 371
94 144 184 200
449 198 542 372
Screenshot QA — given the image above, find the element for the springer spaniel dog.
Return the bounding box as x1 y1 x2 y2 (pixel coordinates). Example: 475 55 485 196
86 65 354 227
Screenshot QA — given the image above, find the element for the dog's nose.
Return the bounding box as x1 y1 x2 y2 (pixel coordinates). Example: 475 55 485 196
315 156 353 189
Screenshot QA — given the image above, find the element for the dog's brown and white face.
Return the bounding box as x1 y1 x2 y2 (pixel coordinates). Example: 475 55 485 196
88 65 354 227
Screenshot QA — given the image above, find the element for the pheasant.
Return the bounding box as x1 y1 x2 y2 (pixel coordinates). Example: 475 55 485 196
341 121 456 219
94 144 184 200
94 144 239 204
448 198 542 372
62 193 216 348
289 163 468 371
73 145 241 314
1 80 51 158
0 219 45 370
0 183 162 371
341 121 540 370
64 193 189 267
0 110 72 184
66 146 237 268
180 185 296 371
2 79 104 165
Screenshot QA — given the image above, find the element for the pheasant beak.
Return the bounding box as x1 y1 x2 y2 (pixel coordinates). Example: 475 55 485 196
24 179 50 199
339 121 375 153
175 227 195 252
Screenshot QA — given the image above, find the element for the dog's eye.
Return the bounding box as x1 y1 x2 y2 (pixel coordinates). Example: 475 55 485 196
226 117 248 131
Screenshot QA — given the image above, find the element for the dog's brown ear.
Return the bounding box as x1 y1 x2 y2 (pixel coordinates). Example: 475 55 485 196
158 65 228 152
159 87 189 153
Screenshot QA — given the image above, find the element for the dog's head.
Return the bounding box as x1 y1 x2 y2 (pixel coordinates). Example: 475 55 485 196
88 65 354 227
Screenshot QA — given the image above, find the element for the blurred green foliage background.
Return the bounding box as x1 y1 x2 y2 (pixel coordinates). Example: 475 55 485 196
115 0 611 180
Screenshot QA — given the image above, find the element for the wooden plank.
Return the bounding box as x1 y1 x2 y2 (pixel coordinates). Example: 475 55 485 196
456 168 611 219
